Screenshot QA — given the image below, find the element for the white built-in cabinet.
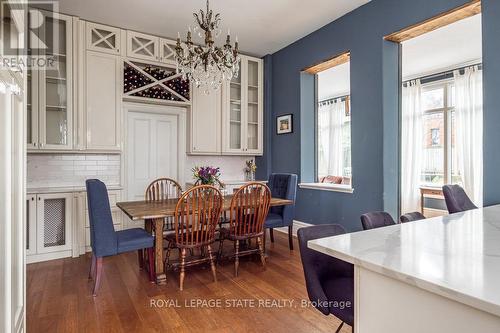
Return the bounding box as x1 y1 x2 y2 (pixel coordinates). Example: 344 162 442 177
127 30 160 62
189 86 222 154
27 10 73 151
86 22 122 55
85 50 122 150
26 192 74 263
222 55 263 155
27 189 123 263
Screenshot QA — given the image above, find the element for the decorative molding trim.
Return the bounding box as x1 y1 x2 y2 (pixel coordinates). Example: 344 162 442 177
303 51 350 74
384 0 481 43
299 182 354 194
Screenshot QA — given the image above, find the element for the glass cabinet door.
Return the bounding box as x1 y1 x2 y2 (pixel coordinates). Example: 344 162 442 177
39 12 72 149
246 59 260 152
27 10 39 149
229 65 242 150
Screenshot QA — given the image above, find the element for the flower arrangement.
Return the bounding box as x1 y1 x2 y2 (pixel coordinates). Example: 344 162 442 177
244 160 257 181
192 166 225 188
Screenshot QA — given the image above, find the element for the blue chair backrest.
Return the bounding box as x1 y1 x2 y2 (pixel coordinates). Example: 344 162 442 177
268 173 298 221
86 179 118 257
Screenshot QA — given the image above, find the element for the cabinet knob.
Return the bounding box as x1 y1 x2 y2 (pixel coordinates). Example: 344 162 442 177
31 197 34 201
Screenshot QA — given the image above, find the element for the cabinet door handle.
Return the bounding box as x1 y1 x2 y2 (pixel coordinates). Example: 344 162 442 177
31 197 34 201
33 142 37 147
38 197 41 201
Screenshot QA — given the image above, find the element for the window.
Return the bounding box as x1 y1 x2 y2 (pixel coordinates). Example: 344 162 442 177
421 81 461 186
315 60 352 187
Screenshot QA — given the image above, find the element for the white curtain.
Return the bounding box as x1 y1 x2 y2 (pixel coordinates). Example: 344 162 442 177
318 99 345 177
401 80 423 214
454 66 483 206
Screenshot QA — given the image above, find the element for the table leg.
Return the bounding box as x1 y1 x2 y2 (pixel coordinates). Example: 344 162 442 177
153 218 166 285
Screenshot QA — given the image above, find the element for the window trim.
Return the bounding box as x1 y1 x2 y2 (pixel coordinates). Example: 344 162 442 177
299 182 354 193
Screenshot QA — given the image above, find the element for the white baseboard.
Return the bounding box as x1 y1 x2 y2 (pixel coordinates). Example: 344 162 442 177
26 250 73 264
272 220 312 237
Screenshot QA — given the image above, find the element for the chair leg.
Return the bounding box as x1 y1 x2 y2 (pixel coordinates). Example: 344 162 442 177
256 236 266 268
269 228 274 243
92 257 103 297
288 225 294 250
88 253 96 280
334 321 344 333
138 249 144 270
217 238 225 262
179 248 187 291
207 245 217 282
234 240 240 277
147 248 155 283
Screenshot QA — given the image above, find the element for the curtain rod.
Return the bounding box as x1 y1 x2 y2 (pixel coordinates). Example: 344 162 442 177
403 62 482 86
318 94 350 105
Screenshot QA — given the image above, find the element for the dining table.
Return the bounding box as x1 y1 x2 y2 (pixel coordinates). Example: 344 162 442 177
117 195 293 285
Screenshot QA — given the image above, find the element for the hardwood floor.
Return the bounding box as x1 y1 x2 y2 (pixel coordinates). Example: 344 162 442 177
27 232 351 333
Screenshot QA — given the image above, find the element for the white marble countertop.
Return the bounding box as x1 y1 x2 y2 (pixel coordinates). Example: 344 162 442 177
27 185 122 194
308 205 500 317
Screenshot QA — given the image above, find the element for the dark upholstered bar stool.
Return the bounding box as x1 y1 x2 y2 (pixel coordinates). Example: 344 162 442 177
442 184 478 214
298 224 354 333
360 211 396 230
86 179 155 296
400 211 426 223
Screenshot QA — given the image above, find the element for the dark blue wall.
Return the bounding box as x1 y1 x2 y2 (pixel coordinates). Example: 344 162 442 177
260 0 500 232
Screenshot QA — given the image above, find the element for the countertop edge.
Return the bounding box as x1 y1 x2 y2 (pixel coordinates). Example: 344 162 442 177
308 239 500 318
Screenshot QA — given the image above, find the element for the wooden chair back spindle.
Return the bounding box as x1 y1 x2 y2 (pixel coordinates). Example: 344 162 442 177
174 185 223 248
145 178 183 202
229 183 271 239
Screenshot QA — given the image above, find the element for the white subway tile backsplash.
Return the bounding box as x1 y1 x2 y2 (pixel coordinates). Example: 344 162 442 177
85 155 109 161
27 154 121 188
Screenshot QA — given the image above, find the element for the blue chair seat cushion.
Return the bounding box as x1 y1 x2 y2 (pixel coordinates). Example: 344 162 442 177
322 277 354 326
264 213 285 228
116 228 154 254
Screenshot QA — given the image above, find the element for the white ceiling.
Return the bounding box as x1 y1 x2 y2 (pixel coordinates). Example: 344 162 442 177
55 0 371 57
317 62 350 101
402 14 482 79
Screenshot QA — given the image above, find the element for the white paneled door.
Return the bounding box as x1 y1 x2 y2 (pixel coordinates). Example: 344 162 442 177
127 110 179 202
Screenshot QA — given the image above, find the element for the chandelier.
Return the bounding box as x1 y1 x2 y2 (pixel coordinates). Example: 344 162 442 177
175 0 240 92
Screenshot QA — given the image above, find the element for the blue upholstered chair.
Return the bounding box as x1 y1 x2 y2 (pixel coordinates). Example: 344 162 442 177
442 184 478 214
264 173 298 250
400 211 426 223
298 224 354 333
86 179 155 296
360 211 396 230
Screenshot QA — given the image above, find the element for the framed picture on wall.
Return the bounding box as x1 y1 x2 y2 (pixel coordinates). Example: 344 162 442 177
277 114 293 134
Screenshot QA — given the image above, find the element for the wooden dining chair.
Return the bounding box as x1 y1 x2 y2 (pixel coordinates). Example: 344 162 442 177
164 185 223 290
218 182 271 276
145 178 183 231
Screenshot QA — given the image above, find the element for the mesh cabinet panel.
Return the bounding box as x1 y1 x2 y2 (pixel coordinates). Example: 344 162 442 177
43 198 66 247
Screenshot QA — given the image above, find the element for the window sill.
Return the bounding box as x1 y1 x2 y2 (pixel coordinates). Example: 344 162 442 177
298 183 354 194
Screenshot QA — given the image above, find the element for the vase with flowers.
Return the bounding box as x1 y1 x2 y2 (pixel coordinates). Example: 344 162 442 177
192 166 225 189
244 160 257 181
